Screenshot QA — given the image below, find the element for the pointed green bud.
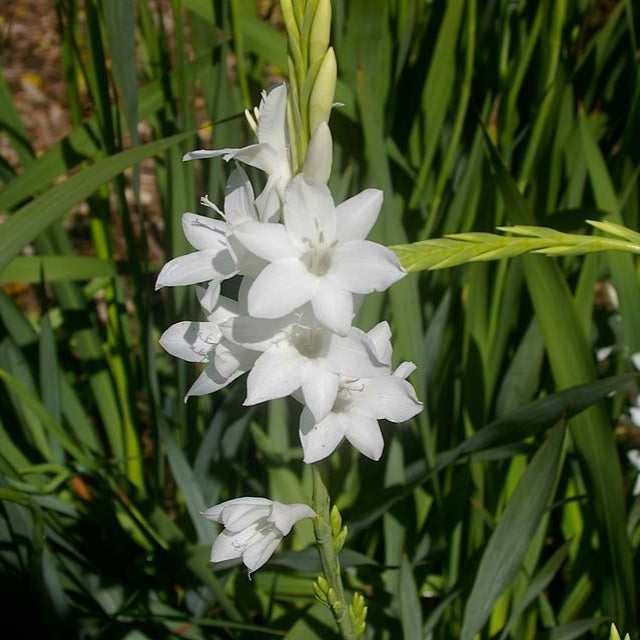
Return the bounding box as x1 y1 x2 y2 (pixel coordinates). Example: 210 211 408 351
309 0 331 66
610 625 630 640
313 579 328 603
351 592 365 616
292 0 305 29
326 586 338 605
349 592 368 635
317 575 330 593
333 525 347 553
309 47 336 135
329 504 342 537
280 0 300 44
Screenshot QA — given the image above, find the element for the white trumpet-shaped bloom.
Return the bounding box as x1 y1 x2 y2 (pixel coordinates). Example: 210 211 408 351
159 297 257 400
221 304 388 422
298 322 422 462
202 497 315 573
233 175 405 335
155 167 274 301
184 84 292 219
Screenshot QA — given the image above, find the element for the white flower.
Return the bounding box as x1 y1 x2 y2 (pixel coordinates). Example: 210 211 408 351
628 451 640 496
630 394 640 428
221 303 388 422
159 296 257 400
202 497 315 574
298 322 422 462
184 84 292 220
233 174 405 335
155 167 273 299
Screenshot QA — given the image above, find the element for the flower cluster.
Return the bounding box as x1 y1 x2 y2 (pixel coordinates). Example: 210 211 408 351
158 85 422 463
157 84 422 571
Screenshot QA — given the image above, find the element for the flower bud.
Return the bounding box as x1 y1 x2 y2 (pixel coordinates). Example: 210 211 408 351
313 576 329 603
309 47 336 134
329 504 342 536
303 121 332 184
332 525 347 553
280 0 300 45
309 0 331 67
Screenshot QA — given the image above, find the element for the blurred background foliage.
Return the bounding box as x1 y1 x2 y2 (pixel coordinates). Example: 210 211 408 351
1 0 640 638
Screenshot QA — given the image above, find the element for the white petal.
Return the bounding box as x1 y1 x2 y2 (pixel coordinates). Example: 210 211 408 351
242 530 281 573
630 407 640 428
329 240 405 294
632 353 640 371
213 340 257 378
159 321 220 362
356 375 422 422
596 346 614 362
343 413 384 461
184 143 281 175
210 530 245 563
185 358 246 399
221 314 290 352
301 365 340 422
181 213 227 251
299 408 345 463
156 252 221 289
628 450 640 470
233 221 299 262
183 148 227 162
207 295 239 324
325 329 388 378
257 84 288 152
202 497 273 522
222 506 271 532
244 343 306 405
367 321 392 367
248 258 318 318
269 501 315 536
303 121 332 184
224 167 258 225
394 361 417 379
284 175 337 247
634 474 640 497
311 280 353 336
255 175 282 223
335 189 383 242
197 281 221 314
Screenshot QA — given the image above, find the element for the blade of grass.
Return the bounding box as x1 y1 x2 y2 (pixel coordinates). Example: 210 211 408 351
460 423 566 640
0 132 193 274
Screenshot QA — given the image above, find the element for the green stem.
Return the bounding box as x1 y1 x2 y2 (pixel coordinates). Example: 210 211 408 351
311 465 356 639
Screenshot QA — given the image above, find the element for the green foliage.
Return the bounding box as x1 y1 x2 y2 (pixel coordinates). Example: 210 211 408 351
1 0 639 638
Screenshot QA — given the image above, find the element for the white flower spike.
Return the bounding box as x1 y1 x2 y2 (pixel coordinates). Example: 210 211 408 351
202 497 315 574
234 174 405 335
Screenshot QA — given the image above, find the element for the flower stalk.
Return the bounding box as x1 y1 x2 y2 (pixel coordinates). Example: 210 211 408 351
311 464 361 639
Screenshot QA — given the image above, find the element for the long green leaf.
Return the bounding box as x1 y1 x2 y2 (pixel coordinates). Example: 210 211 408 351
0 257 117 284
0 132 191 274
484 127 636 625
460 423 566 640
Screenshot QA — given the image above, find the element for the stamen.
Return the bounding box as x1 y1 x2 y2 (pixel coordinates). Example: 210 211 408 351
244 108 259 135
200 195 225 217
